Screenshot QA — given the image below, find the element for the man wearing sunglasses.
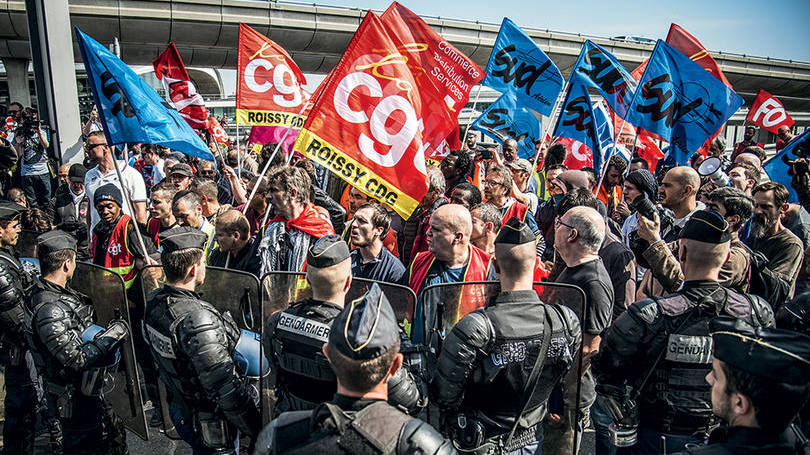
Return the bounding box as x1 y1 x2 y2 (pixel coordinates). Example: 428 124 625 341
83 131 148 230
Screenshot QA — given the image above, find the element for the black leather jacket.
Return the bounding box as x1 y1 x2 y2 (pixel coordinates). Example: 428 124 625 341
431 290 581 433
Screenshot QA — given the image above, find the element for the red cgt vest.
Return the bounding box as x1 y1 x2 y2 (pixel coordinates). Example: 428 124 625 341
91 214 138 289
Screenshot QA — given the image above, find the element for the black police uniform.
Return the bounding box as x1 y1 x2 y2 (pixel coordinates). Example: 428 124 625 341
595 212 775 454
263 235 422 415
674 317 810 455
26 230 129 454
431 217 582 454
254 283 454 455
143 227 260 453
0 201 39 454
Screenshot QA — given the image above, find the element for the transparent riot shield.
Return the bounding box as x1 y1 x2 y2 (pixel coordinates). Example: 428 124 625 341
258 273 418 423
259 272 310 424
71 262 148 441
348 278 416 329
260 271 310 321
140 265 262 332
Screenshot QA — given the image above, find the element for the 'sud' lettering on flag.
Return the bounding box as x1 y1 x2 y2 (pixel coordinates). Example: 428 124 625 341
471 91 541 160
628 40 743 165
553 73 600 167
75 27 214 163
237 24 308 127
746 89 794 134
571 41 637 119
293 11 454 219
483 18 564 116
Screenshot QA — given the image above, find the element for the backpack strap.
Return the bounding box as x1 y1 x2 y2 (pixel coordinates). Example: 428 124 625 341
336 401 412 455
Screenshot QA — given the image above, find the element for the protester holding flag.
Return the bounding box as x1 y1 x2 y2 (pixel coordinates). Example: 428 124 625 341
258 166 335 275
597 156 626 217
84 131 149 229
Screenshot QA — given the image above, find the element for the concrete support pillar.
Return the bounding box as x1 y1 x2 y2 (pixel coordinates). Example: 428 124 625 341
1 58 31 107
24 0 83 164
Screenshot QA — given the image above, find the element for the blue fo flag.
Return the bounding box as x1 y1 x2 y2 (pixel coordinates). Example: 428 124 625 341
483 18 563 116
75 28 214 163
471 92 540 159
553 74 601 163
763 130 810 204
571 40 637 119
627 40 743 165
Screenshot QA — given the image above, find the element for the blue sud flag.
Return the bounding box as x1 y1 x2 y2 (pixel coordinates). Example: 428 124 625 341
483 18 563 116
592 101 616 174
628 40 743 165
75 28 214 163
471 91 540 159
763 129 810 203
553 74 601 164
571 40 637 119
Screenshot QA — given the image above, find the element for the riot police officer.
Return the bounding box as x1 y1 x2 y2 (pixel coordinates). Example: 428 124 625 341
0 200 37 454
143 226 260 453
673 317 810 454
26 230 130 454
595 211 775 455
254 282 455 455
431 217 582 454
263 234 422 415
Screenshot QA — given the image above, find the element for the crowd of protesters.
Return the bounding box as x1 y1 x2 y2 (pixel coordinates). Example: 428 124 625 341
1 99 810 455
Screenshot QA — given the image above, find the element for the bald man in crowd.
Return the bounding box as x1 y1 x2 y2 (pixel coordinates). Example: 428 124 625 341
408 204 495 343
659 166 705 241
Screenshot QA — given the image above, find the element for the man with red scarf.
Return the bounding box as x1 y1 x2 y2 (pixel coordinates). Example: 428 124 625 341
408 204 495 343
258 166 335 275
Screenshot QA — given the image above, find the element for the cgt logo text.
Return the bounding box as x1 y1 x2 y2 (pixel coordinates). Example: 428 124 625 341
305 138 399 206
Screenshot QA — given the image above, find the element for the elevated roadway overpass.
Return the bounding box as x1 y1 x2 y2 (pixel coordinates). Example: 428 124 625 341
2 0 810 112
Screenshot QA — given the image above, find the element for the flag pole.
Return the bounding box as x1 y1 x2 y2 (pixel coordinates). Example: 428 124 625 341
241 100 311 215
106 37 151 264
532 82 568 172
461 86 483 148
113 144 152 264
236 123 242 178
595 116 628 196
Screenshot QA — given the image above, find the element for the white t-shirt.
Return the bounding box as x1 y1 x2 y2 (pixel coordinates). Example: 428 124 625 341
152 158 166 184
85 161 147 230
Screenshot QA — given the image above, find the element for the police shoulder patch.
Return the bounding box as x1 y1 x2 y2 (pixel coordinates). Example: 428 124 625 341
665 334 713 364
276 312 331 343
145 323 176 359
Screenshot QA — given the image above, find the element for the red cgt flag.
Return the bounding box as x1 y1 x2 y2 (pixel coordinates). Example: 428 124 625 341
293 11 456 219
152 43 210 130
236 24 308 127
746 89 794 134
381 2 484 153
